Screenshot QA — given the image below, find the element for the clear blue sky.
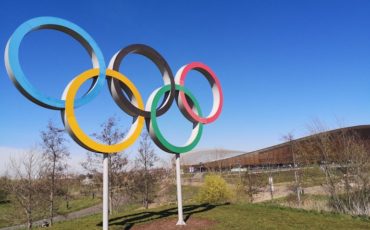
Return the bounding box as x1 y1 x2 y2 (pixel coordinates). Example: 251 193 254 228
1 0 370 167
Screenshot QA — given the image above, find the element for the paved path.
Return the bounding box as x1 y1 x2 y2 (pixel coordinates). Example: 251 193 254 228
0 204 102 230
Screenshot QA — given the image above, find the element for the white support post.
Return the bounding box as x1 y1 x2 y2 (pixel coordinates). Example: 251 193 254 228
103 154 109 230
269 176 274 200
175 153 186 225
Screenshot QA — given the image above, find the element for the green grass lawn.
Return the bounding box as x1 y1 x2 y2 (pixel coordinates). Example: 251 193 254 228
0 196 101 228
43 202 370 230
165 185 200 203
57 196 101 215
0 201 18 228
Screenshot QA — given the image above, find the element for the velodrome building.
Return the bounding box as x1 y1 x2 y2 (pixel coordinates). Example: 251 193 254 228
182 125 370 172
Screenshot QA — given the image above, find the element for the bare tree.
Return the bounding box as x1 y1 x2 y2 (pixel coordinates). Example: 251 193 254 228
282 133 303 207
59 170 72 211
135 132 159 209
242 169 265 202
297 122 370 215
40 121 69 226
265 152 275 200
81 152 102 199
81 116 128 214
154 159 175 204
0 176 9 203
215 149 225 173
3 149 47 229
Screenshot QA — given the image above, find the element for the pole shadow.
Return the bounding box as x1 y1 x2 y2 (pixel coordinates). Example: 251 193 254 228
96 203 227 229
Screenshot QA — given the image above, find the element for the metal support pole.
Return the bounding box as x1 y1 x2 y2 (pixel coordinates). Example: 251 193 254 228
103 154 109 230
269 176 274 200
175 154 186 225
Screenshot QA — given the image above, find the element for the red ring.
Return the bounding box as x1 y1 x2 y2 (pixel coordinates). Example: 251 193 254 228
175 62 223 124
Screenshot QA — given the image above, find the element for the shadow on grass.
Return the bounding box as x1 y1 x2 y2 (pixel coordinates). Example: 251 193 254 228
97 203 226 229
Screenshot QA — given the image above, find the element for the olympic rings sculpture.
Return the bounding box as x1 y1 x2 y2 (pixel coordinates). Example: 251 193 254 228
5 17 223 154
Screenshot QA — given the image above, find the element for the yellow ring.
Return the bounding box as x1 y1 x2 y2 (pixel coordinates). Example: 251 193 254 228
64 68 144 153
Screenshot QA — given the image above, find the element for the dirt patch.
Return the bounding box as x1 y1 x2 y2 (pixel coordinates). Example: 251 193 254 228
252 184 327 203
253 184 292 202
132 217 216 230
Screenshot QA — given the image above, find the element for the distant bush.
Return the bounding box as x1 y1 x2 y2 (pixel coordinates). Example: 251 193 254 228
0 188 8 203
0 178 9 203
197 174 233 204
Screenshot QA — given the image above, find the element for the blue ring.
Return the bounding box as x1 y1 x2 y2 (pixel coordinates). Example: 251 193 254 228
4 17 106 109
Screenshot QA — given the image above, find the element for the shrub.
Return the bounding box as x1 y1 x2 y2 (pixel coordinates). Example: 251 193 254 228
0 177 9 203
0 189 8 203
328 188 370 215
197 174 233 204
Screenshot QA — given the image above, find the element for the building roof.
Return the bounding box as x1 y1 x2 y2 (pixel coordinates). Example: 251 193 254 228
181 148 245 166
183 125 370 167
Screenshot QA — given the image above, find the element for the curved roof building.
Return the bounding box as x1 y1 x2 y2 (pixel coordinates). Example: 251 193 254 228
183 125 370 171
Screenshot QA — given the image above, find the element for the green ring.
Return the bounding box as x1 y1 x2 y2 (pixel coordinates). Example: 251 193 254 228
150 84 203 153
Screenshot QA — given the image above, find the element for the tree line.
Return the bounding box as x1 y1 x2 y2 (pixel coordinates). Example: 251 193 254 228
0 117 169 229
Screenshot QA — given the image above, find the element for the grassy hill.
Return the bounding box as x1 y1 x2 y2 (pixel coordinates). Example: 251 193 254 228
42 202 370 230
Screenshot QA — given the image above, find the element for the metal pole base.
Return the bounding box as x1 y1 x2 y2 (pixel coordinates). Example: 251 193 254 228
176 220 186 226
